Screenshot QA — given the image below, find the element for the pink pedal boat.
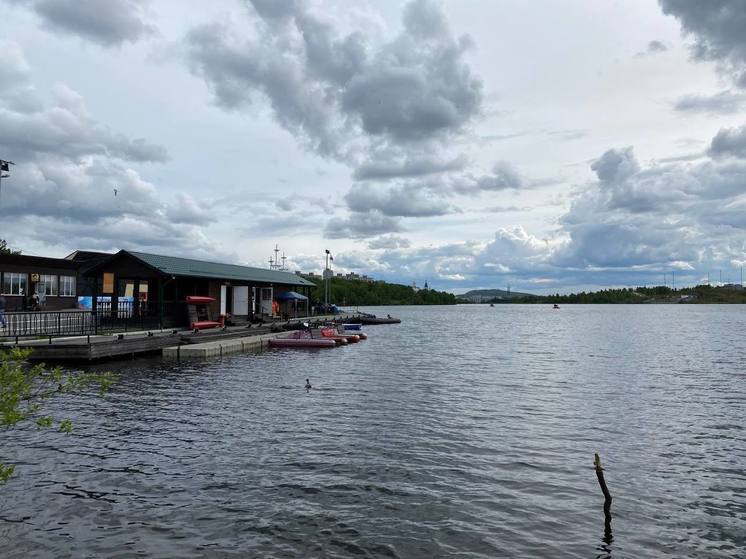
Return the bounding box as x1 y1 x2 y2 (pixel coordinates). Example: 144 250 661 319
269 330 337 348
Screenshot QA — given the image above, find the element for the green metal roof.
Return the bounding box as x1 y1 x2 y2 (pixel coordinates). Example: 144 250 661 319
127 251 315 287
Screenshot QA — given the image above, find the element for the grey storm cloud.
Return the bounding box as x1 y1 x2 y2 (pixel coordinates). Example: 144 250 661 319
353 154 467 181
324 211 404 239
673 90 746 114
660 0 746 86
452 162 524 195
709 124 746 158
4 0 155 47
590 147 640 183
345 183 452 217
185 0 482 174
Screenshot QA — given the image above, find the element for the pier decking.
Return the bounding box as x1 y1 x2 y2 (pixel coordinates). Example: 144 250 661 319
0 313 388 362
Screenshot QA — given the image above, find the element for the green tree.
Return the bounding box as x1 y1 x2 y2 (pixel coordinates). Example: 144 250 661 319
0 347 115 483
0 239 20 255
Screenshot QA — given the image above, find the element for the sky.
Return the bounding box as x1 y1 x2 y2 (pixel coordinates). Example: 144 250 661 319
0 0 745 294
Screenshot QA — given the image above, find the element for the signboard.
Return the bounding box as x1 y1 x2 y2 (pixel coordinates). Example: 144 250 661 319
103 273 114 294
77 296 133 310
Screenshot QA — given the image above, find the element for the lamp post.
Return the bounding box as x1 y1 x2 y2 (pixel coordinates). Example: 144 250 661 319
0 159 14 207
324 249 330 308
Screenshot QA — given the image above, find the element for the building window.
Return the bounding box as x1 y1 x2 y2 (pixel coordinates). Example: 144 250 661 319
38 274 58 296
60 275 76 297
2 272 28 295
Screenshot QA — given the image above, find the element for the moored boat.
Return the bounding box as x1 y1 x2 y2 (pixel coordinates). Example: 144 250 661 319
319 327 360 343
269 330 337 348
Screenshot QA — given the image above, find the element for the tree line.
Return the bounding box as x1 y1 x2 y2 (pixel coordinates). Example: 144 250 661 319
487 285 746 304
309 277 458 306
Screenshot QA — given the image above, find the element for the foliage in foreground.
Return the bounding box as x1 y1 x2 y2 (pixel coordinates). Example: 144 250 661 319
0 347 115 483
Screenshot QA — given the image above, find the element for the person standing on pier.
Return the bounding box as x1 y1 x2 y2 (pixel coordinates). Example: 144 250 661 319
0 294 6 329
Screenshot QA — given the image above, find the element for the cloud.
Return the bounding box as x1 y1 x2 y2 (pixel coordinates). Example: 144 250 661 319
590 147 640 183
0 41 220 259
336 132 746 291
345 183 452 217
557 142 746 271
708 123 746 158
368 235 411 250
353 154 466 181
324 211 403 239
636 39 669 57
3 0 156 47
0 50 169 164
184 0 482 177
647 40 669 54
165 193 212 224
673 90 746 114
660 0 746 85
452 161 524 194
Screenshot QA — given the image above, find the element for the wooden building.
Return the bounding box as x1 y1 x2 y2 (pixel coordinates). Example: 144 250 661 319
82 250 316 327
0 252 109 311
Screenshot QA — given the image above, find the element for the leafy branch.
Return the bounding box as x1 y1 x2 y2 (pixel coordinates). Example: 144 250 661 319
0 347 115 483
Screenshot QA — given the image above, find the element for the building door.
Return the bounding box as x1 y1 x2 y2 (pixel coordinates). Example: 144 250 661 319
260 287 273 315
220 285 227 315
232 286 249 315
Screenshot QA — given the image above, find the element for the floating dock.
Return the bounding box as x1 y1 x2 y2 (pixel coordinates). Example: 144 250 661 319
0 313 393 362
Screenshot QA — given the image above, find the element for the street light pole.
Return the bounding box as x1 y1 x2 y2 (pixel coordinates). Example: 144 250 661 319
324 249 330 307
0 159 15 208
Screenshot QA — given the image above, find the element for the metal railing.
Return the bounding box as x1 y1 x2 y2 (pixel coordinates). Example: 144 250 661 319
0 301 161 339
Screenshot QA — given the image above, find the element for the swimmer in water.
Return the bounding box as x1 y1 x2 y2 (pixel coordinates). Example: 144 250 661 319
305 378 312 391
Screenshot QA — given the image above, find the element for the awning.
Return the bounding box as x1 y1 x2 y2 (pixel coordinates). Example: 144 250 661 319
275 291 308 301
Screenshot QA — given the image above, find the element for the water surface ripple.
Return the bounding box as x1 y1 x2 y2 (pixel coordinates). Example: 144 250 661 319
1 305 745 557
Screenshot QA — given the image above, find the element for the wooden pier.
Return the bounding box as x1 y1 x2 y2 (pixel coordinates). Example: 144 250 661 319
0 313 380 362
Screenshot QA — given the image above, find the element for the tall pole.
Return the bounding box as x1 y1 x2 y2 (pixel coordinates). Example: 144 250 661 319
0 158 15 208
324 250 329 307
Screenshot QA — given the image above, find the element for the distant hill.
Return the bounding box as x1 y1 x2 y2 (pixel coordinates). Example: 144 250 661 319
457 288 533 302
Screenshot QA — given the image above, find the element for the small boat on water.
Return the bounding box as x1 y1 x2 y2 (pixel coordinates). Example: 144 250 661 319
319 327 359 343
553 304 560 309
341 324 367 339
355 313 401 325
269 330 336 348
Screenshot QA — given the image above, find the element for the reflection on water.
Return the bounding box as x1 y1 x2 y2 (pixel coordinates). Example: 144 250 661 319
1 305 745 558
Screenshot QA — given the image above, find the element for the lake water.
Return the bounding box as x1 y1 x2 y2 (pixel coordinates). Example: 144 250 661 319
1 305 744 558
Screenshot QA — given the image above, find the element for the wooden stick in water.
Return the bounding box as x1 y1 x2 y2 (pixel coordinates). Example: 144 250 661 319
594 452 613 544
594 453 613 510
